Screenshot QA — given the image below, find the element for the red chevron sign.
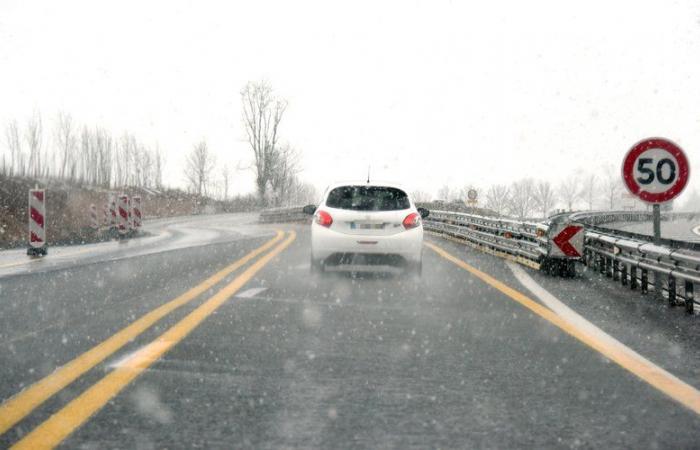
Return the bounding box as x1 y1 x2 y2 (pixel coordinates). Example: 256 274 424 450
552 225 583 258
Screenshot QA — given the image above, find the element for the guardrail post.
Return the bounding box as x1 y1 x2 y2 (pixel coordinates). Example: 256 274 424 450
606 257 613 278
612 260 620 281
630 266 637 290
620 263 627 286
641 269 648 294
599 255 606 274
685 281 694 314
667 275 676 307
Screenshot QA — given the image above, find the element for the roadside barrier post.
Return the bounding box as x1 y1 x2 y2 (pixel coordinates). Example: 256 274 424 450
27 188 48 256
89 204 98 230
118 194 129 237
685 281 694 314
667 276 676 307
109 193 117 227
132 196 142 229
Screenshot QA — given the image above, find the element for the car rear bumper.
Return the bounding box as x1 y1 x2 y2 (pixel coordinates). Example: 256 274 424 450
311 223 423 264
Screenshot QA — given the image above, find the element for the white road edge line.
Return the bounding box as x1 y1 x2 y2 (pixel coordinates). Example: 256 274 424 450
236 287 268 298
505 260 695 389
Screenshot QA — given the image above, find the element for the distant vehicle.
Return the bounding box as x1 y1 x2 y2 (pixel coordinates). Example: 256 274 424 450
303 182 429 275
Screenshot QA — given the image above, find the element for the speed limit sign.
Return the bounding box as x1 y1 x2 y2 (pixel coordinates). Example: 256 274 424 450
622 138 690 203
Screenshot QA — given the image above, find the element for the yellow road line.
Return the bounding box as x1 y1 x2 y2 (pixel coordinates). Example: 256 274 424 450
425 241 700 416
12 231 296 450
0 231 284 437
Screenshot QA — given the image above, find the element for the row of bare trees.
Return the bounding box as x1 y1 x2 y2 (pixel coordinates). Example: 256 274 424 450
424 166 630 219
2 111 164 189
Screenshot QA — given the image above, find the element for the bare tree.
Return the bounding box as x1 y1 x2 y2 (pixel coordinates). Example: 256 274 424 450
485 184 509 216
25 111 43 178
534 181 557 218
559 177 581 211
507 179 536 219
437 185 455 201
240 80 287 204
411 190 431 203
184 140 216 196
287 179 317 206
269 144 300 206
601 165 621 210
221 164 231 200
55 112 77 180
154 146 164 189
581 173 597 210
4 120 23 176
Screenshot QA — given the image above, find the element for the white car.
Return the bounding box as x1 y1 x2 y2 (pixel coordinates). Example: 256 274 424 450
304 182 429 275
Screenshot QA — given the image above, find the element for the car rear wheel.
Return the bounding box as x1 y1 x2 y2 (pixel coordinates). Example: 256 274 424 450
310 256 324 274
406 260 422 277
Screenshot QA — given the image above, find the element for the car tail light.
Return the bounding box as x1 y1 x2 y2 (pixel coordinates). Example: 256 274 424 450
314 210 333 227
402 212 421 230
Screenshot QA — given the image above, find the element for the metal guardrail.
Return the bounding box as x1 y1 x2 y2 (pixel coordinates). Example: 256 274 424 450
423 210 549 266
258 206 309 224
583 229 698 314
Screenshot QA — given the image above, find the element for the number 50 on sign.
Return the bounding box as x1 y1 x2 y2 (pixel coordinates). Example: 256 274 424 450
622 138 690 203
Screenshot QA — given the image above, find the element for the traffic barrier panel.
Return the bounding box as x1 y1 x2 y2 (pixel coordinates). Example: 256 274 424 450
117 194 129 235
109 192 117 227
89 204 98 230
132 196 142 228
27 189 47 256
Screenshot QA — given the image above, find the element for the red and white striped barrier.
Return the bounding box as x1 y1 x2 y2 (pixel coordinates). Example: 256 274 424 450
127 197 133 229
118 194 129 235
109 193 117 227
27 189 47 256
89 203 98 229
132 196 142 229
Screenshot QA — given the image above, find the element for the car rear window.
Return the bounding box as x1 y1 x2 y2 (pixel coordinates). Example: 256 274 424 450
325 186 410 211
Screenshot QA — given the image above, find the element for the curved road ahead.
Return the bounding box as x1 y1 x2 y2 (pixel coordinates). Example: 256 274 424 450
1 214 699 448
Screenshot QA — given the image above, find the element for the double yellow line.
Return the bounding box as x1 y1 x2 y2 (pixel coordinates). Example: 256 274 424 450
1 230 296 449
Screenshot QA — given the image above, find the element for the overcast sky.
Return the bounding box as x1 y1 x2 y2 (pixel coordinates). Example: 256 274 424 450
1 0 699 206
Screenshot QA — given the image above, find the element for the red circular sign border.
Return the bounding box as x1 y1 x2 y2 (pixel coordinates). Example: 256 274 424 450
621 137 690 203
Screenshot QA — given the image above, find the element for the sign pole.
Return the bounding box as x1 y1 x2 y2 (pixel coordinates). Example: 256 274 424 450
621 137 690 304
652 203 662 299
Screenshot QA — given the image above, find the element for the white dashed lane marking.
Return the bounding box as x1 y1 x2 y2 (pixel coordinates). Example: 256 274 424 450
235 287 268 298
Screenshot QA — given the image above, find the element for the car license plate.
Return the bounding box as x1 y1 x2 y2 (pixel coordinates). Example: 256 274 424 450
351 222 384 230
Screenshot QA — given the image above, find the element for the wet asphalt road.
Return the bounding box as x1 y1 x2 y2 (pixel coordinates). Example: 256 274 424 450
1 216 699 449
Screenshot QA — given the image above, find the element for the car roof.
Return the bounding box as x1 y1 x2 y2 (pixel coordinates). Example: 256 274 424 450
323 181 409 192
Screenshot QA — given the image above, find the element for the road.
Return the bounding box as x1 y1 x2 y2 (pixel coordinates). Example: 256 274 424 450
1 214 699 449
